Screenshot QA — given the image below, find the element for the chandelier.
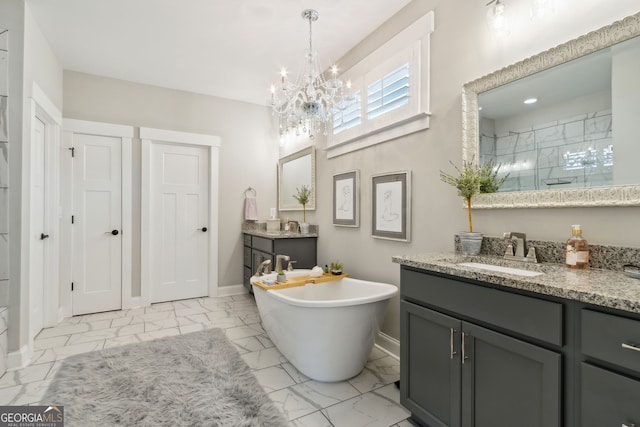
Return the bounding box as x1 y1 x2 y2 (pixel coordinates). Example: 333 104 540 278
270 9 351 140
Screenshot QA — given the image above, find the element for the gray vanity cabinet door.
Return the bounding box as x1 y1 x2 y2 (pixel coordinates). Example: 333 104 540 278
580 363 640 427
461 322 561 427
401 301 462 427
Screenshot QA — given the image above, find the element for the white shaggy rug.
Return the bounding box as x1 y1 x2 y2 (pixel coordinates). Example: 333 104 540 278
41 328 287 427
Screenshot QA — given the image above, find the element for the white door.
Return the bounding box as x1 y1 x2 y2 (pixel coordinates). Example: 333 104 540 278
72 133 122 315
29 117 46 337
150 143 209 303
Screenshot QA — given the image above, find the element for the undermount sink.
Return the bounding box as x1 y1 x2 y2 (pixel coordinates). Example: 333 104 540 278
458 262 544 277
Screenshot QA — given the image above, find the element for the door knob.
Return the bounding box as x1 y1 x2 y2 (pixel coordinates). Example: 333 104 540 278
198 227 208 232
105 229 119 236
40 233 49 240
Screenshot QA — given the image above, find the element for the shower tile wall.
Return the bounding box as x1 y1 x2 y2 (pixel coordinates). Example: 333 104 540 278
0 28 8 377
486 110 613 192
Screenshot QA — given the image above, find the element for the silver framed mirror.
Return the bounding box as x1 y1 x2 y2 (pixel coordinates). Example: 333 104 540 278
462 12 640 208
278 146 316 211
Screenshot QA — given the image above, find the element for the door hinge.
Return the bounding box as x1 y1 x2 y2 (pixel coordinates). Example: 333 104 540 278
71 282 74 291
69 147 75 157
71 215 75 224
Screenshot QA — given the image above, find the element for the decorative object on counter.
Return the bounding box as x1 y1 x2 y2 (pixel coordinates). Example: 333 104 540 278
277 271 286 283
372 171 411 242
293 185 311 234
310 266 324 277
440 159 506 255
266 219 280 232
243 187 258 221
286 220 299 233
270 207 277 219
566 224 589 270
333 170 360 227
330 261 343 275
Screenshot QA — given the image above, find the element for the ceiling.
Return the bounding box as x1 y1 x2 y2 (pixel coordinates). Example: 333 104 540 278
27 0 413 106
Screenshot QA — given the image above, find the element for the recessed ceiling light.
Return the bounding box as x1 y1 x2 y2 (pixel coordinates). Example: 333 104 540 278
524 97 538 104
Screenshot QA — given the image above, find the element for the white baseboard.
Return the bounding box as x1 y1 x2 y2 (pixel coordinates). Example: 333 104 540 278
216 284 248 297
123 296 143 310
7 344 31 371
375 331 400 359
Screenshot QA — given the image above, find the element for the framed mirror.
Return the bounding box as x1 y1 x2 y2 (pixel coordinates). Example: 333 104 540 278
462 12 640 208
278 146 316 211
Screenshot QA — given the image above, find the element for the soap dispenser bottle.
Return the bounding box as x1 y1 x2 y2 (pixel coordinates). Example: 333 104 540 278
566 224 589 270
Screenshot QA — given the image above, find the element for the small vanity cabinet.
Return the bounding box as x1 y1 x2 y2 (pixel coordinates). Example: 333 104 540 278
242 232 317 292
399 263 640 427
400 266 565 427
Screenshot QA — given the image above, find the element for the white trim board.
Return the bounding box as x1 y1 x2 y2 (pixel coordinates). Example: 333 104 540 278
140 127 221 305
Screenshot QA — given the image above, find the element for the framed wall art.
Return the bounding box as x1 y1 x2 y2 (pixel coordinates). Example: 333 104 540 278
371 171 411 242
333 170 359 227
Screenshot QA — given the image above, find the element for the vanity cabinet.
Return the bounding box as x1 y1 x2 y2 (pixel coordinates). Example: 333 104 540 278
400 267 562 427
579 309 640 427
242 233 317 292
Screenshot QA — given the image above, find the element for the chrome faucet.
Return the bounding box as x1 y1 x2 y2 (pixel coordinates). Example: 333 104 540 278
275 254 290 273
254 259 271 276
287 260 297 271
503 232 538 263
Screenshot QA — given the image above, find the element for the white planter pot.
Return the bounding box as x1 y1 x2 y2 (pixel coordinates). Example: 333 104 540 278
300 223 310 234
459 232 483 256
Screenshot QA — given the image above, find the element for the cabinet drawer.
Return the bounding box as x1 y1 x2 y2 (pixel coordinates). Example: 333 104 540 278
243 234 251 246
252 236 273 253
580 363 640 427
581 309 640 372
401 267 563 346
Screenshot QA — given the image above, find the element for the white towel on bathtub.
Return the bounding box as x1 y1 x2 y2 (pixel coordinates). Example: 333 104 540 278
244 196 259 221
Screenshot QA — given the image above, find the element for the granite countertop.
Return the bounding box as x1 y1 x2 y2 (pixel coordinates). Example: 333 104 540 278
243 229 318 239
393 252 640 314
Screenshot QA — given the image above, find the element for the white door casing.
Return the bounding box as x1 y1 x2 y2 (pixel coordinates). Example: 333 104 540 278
141 128 220 306
149 143 209 303
26 84 62 345
60 119 133 318
29 117 45 338
72 133 123 315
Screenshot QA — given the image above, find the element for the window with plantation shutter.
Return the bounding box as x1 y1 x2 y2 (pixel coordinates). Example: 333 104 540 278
332 91 362 135
327 11 434 158
367 64 410 120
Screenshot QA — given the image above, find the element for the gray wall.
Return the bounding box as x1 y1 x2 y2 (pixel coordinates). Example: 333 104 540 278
63 71 279 294
303 0 640 341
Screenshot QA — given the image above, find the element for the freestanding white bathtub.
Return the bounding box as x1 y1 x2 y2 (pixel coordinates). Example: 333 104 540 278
250 273 397 382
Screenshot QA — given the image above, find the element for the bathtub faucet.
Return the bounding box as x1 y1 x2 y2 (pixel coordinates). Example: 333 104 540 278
255 259 271 276
275 254 290 273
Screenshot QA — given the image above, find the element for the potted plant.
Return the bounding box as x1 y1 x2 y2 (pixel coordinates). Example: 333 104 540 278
277 270 286 283
440 160 507 256
293 185 312 234
330 261 343 275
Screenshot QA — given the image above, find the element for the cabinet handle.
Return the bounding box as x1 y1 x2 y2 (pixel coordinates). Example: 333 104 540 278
621 343 640 353
450 328 457 359
462 332 468 365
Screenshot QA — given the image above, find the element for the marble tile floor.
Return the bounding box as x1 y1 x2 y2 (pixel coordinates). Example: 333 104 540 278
0 293 411 427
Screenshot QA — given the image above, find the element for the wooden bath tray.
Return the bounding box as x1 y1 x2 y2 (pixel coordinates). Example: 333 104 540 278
252 273 349 291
